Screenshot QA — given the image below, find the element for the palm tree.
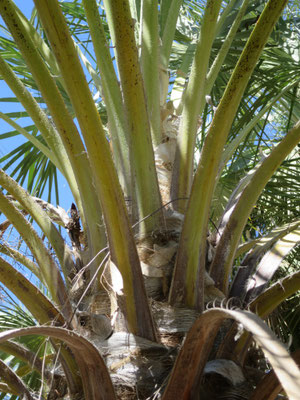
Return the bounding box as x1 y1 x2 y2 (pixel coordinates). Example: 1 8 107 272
0 0 299 399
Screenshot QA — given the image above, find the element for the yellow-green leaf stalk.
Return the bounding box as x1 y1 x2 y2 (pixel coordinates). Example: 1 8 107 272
219 80 299 173
170 0 289 309
140 0 162 146
170 43 196 115
104 0 162 235
0 0 106 257
205 0 249 96
232 270 300 364
0 169 76 282
0 192 72 320
170 0 248 117
247 229 300 297
33 0 156 340
0 342 50 380
210 120 300 293
160 0 182 69
0 359 34 399
0 243 42 281
250 270 300 319
231 218 300 297
214 0 238 37
0 262 81 393
171 0 222 213
170 0 247 115
0 382 18 397
82 0 131 196
160 0 182 105
0 112 59 169
0 256 64 325
10 2 66 92
0 55 81 210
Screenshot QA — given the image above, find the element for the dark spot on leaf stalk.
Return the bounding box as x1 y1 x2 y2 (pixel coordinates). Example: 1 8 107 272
17 280 29 293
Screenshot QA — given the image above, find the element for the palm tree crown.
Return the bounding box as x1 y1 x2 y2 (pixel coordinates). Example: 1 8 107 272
0 1 299 399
